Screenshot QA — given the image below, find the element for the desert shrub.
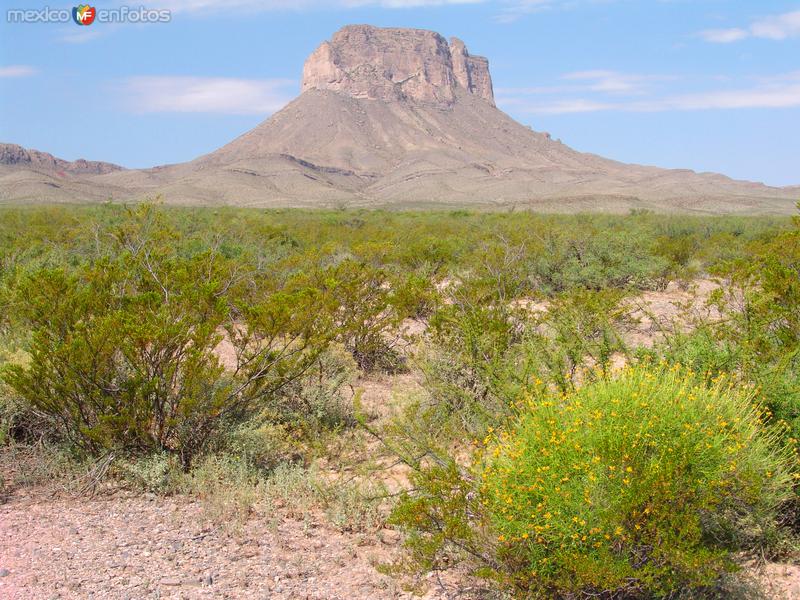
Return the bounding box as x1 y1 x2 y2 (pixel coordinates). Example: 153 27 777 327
0 337 55 445
421 298 521 436
390 233 461 275
262 462 386 531
117 451 184 494
390 271 439 319
324 259 408 372
418 288 627 440
0 440 90 493
179 453 264 526
389 366 795 598
222 421 298 473
273 344 358 430
648 218 800 454
462 235 532 303
480 366 794 596
530 226 669 293
0 384 23 446
264 462 325 519
521 289 628 393
214 345 358 471
323 478 387 533
1 204 334 468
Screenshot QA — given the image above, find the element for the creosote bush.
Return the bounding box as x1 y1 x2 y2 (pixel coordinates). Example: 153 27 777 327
1 204 335 468
390 366 796 598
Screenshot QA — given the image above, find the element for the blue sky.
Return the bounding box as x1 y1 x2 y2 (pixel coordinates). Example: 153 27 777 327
1 0 799 186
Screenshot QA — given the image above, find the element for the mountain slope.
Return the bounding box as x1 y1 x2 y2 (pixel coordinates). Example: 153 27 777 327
1 25 797 213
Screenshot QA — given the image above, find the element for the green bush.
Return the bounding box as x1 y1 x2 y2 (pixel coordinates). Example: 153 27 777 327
418 288 627 441
521 289 627 394
422 299 520 437
273 344 358 430
179 453 263 526
117 451 183 494
648 219 800 454
322 259 408 372
1 204 334 468
388 366 795 598
217 345 359 471
479 366 794 597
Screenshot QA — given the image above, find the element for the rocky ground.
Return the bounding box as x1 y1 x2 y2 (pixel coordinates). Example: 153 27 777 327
0 486 469 600
0 371 477 600
2 451 798 600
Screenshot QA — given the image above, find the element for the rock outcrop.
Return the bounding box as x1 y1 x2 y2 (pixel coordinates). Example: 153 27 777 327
301 25 495 107
449 37 494 107
0 143 123 175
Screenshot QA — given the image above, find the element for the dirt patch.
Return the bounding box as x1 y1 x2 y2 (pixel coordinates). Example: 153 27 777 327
757 562 800 599
0 488 456 600
1 486 797 599
620 279 723 348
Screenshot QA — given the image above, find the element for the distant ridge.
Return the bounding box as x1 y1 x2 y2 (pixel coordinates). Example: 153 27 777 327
0 25 797 214
0 143 123 176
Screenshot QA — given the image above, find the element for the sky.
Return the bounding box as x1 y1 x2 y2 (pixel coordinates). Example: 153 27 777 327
1 0 799 186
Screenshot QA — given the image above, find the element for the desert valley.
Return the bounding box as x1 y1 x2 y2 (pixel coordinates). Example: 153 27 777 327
2 12 800 600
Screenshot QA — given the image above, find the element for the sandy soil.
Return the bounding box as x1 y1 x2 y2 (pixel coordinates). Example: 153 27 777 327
2 457 798 600
0 488 429 600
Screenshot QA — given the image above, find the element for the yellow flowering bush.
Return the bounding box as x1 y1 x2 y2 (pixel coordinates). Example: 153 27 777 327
480 366 795 597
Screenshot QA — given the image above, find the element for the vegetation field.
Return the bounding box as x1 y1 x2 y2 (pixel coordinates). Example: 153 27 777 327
1 203 799 598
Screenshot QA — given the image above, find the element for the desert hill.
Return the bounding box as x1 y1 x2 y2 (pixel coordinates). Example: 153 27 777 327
1 25 797 213
0 143 126 204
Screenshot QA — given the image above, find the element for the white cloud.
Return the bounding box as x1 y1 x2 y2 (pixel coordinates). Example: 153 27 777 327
561 70 672 94
698 28 748 44
700 10 800 43
492 0 552 23
496 70 673 101
0 65 37 78
526 98 615 114
492 0 620 24
750 10 800 40
663 82 800 111
501 71 800 114
121 76 295 114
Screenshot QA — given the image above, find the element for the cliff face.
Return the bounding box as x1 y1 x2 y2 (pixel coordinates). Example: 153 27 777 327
449 37 495 107
301 25 494 107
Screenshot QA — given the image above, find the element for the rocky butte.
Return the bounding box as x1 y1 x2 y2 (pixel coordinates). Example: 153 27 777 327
0 24 797 213
301 25 495 107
